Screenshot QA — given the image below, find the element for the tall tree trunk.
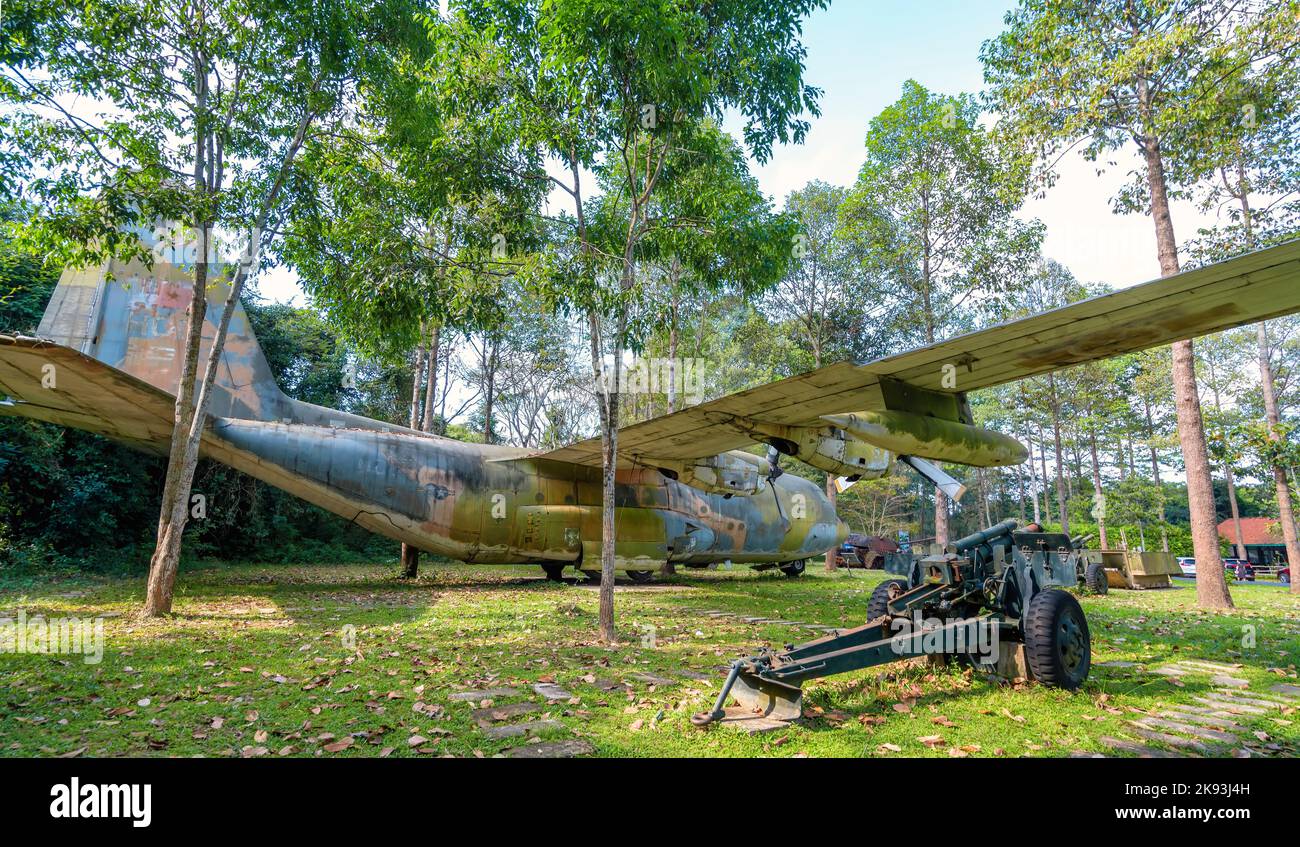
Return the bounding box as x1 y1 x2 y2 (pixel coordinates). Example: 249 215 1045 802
934 488 949 546
1088 430 1108 548
667 259 681 415
1224 464 1246 560
422 323 440 433
1016 457 1028 525
824 475 838 571
1027 435 1041 524
1137 125 1231 609
661 291 679 577
1234 177 1300 592
1048 374 1068 533
143 62 214 618
1209 377 1247 561
1142 396 1170 552
143 235 209 616
1259 322 1300 594
482 335 499 444
1036 420 1052 524
143 69 316 616
978 468 992 527
592 302 625 643
400 328 427 579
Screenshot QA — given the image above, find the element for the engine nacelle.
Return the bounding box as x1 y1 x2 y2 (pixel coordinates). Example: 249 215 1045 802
750 423 892 480
653 451 766 497
820 409 1028 468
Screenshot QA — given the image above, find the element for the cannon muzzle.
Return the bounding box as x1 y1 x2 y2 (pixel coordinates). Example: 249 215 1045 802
952 519 1019 553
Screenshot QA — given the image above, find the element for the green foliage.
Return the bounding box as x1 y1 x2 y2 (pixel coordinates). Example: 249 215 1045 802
1 0 424 267
839 80 1043 346
982 0 1298 211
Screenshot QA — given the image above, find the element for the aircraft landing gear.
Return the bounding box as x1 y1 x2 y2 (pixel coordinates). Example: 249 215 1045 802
541 563 567 582
625 570 655 584
779 560 806 578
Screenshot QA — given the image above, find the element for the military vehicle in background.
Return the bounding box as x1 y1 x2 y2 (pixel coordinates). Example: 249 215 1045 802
834 533 901 568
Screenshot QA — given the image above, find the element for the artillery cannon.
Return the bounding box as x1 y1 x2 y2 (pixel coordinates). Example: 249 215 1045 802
692 519 1093 726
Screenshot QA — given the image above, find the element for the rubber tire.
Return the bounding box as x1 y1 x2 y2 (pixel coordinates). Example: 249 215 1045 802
867 578 908 622
1023 589 1091 690
541 563 567 583
580 570 601 584
1084 561 1108 595
1281 572 1290 584
779 560 806 578
625 570 654 584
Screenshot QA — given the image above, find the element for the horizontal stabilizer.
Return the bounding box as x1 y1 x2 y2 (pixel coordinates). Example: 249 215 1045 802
0 334 176 452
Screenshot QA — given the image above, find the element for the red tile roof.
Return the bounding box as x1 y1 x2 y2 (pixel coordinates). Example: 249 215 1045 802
1218 517 1285 546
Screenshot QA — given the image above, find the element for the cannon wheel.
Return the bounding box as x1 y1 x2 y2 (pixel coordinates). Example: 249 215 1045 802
867 578 909 621
779 560 806 578
625 570 655 584
1023 589 1091 690
1084 562 1108 595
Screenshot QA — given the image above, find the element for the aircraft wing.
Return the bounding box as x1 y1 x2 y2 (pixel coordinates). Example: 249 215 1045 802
532 239 1300 468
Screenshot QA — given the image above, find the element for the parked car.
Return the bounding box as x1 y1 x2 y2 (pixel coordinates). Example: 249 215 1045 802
1280 566 1290 584
1224 558 1256 581
1176 556 1196 577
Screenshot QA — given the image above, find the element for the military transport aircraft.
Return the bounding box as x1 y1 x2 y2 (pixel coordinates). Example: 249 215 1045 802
2 239 1299 581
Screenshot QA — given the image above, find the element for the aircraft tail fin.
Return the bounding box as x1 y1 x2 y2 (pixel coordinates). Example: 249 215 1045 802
35 251 288 423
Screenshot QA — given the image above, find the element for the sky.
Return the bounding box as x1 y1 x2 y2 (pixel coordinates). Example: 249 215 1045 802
254 0 1227 304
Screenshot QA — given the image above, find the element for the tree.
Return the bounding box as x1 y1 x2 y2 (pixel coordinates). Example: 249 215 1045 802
282 6 549 576
477 0 824 641
1197 331 1251 559
980 0 1296 609
591 119 798 577
1 0 420 615
763 180 862 571
1181 25 1300 592
838 79 1042 546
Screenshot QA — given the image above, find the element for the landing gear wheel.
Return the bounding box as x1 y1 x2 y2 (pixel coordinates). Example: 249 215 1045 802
541 564 567 583
580 570 601 584
625 570 654 584
1023 589 1091 690
1084 561 1108 595
867 578 908 622
779 560 806 578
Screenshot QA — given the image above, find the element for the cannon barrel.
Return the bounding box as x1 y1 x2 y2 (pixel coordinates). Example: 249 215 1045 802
1070 533 1095 550
952 519 1020 553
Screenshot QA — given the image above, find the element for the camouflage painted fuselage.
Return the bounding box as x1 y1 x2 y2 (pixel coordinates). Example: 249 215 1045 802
21 249 844 572
207 420 846 569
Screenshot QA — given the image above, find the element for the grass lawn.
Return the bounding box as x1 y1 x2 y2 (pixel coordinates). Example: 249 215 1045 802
1 561 1297 758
